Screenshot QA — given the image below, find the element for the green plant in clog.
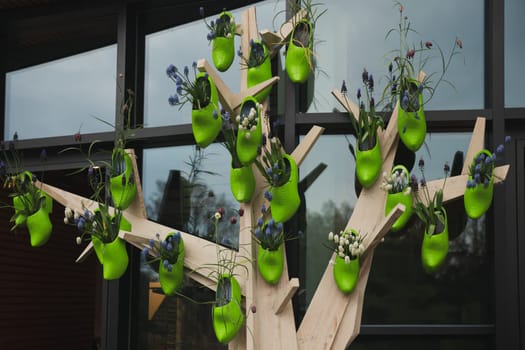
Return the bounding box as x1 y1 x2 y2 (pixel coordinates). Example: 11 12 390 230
383 5 463 152
66 204 130 280
411 158 451 273
327 228 364 294
236 96 262 166
285 19 313 83
464 149 496 219
254 217 285 285
356 135 382 188
421 208 449 273
212 274 244 344
142 231 185 296
242 39 272 103
201 8 236 72
340 70 385 189
255 136 300 223
397 82 426 152
110 148 137 210
167 64 221 148
26 205 53 247
230 165 255 203
382 165 414 232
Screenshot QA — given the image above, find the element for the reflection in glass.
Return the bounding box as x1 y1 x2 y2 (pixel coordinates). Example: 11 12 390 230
352 335 493 350
300 135 358 304
139 144 242 348
5 45 117 140
505 0 525 107
308 0 483 113
144 0 285 127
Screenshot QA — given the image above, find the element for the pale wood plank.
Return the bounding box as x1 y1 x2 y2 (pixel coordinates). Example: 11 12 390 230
125 149 148 219
290 125 325 166
75 242 94 263
197 59 235 112
462 117 486 175
260 8 307 58
230 77 280 112
274 278 300 314
331 89 360 121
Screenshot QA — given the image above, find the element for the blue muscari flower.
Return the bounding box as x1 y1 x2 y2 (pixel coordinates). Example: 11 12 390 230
173 232 181 243
210 20 215 28
207 32 214 41
166 64 177 77
184 66 189 77
505 135 511 143
268 219 275 228
356 88 361 100
149 239 155 248
237 48 243 57
420 178 426 187
168 264 173 272
277 222 283 232
492 153 496 161
77 217 85 231
475 163 481 173
168 95 179 106
167 243 173 251
175 76 182 86
192 61 197 70
223 111 230 121
257 217 263 227
273 162 279 170
265 226 271 236
83 209 90 219
161 241 168 249
474 173 481 183
485 156 492 165
142 247 149 256
163 259 169 268
213 110 218 119
401 93 409 110
273 174 279 183
264 190 272 201
484 178 489 187
176 86 183 95
496 144 504 154
477 153 485 162
261 204 266 213
418 83 424 92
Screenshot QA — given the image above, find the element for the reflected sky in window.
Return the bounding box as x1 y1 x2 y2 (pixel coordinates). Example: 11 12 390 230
307 0 483 113
505 0 525 107
5 45 117 140
144 0 285 127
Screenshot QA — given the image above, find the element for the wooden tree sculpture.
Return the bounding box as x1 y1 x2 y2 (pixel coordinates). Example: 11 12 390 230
37 5 509 350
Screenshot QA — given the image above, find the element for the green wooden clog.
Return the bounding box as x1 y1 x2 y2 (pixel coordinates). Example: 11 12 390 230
212 274 244 344
236 96 262 165
397 87 426 152
110 149 137 210
257 244 284 285
333 255 360 294
421 208 449 273
191 72 222 148
385 165 413 231
285 19 313 83
464 150 494 219
212 11 236 72
270 154 300 223
355 135 382 188
26 206 53 247
230 165 256 203
158 234 185 296
246 39 272 103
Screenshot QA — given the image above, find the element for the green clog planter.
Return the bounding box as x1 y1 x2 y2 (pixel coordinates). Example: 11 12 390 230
270 154 300 223
236 97 262 165
26 206 53 247
110 149 137 210
257 244 284 285
397 85 426 152
421 209 449 273
191 72 222 147
285 19 313 84
212 12 236 72
247 40 272 103
385 165 413 232
159 235 185 296
230 165 255 203
355 135 382 188
464 150 494 219
333 255 360 294
92 215 131 280
212 274 244 344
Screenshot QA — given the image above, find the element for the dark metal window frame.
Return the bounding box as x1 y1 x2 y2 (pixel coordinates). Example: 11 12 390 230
1 0 523 349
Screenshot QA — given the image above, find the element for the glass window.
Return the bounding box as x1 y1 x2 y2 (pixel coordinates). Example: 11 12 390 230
5 45 117 140
352 335 494 350
144 0 285 128
308 0 483 113
300 135 358 303
505 0 525 107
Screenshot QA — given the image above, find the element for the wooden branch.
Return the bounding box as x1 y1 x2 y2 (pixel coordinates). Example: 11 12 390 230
260 8 307 58
197 59 235 112
290 125 325 166
125 149 148 219
274 278 300 315
462 117 486 175
331 89 360 120
148 282 165 320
